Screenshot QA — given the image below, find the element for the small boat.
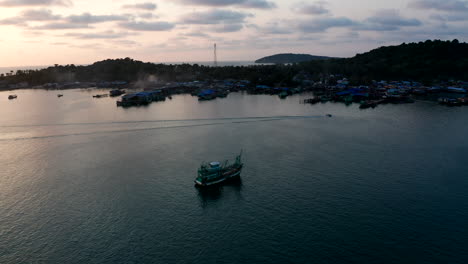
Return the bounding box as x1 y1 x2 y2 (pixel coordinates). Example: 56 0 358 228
198 94 215 101
304 97 320 104
359 100 378 109
447 99 462 106
438 97 461 106
217 91 228 98
278 91 288 99
344 95 353 105
116 93 151 107
195 151 243 187
458 97 468 105
320 96 331 103
8 95 17 100
93 94 108 98
57 94 63 97
438 97 449 104
109 89 125 97
326 114 332 117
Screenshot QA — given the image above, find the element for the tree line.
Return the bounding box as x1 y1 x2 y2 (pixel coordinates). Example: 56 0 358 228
1 39 467 88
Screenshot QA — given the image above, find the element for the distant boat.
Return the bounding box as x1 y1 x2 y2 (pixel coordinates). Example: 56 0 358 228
116 93 151 107
278 91 288 99
304 97 320 104
109 89 125 97
359 100 378 109
93 94 108 98
195 151 243 187
57 94 63 97
8 95 17 100
438 97 461 106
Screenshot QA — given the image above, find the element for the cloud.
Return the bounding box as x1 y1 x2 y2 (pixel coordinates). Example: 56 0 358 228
67 13 128 24
183 31 211 38
211 23 243 32
297 17 356 33
64 30 136 39
110 40 139 46
0 0 71 7
359 9 422 31
240 0 275 9
0 17 26 25
22 30 44 36
180 9 252 24
119 21 175 31
32 22 91 29
122 2 157 10
0 9 60 26
253 21 292 34
409 0 468 12
429 13 468 22
174 0 275 9
68 43 104 49
292 9 421 34
292 1 330 15
137 13 157 19
21 9 62 21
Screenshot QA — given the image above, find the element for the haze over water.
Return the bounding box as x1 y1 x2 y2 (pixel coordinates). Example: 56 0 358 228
1 89 467 263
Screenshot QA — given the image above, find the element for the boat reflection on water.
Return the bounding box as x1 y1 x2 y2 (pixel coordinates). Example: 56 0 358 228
196 177 243 207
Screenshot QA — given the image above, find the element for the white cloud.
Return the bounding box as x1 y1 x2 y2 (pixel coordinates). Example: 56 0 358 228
0 0 71 7
122 2 157 10
119 21 175 31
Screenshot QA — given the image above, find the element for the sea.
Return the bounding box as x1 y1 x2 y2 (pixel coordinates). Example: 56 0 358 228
1 89 467 263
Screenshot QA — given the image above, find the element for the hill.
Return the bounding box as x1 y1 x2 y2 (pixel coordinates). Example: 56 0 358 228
300 39 468 82
255 53 332 64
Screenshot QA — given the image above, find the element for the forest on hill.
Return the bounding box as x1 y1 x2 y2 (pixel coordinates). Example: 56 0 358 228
299 39 468 83
255 53 333 64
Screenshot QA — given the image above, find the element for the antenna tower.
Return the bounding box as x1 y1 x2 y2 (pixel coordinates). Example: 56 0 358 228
213 43 218 67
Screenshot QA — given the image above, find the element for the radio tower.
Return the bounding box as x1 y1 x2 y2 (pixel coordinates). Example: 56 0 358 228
213 43 218 67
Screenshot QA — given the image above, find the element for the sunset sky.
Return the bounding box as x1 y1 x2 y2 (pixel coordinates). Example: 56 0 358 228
0 0 467 67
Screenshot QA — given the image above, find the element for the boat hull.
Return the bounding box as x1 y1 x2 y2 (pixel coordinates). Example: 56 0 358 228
194 167 242 187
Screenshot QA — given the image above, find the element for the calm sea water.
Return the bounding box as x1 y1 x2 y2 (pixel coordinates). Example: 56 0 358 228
1 89 467 263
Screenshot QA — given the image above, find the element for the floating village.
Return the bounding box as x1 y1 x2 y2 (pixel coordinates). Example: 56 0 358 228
3 74 468 108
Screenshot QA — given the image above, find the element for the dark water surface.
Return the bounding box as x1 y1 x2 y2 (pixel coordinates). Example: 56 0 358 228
1 90 467 263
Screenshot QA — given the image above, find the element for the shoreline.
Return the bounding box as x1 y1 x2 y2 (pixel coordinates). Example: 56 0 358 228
3 84 467 108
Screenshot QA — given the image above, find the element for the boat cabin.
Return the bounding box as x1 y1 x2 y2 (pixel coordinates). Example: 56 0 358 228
209 162 220 168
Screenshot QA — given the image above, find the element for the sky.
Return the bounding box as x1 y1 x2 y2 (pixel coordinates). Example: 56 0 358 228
0 0 467 67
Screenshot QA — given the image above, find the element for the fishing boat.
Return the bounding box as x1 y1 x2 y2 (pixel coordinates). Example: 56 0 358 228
57 94 63 97
195 151 243 187
8 95 17 100
109 89 125 97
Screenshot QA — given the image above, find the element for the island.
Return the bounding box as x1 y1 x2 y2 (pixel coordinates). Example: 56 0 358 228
255 53 333 64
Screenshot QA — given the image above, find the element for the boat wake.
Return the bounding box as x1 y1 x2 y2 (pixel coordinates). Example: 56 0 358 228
0 115 327 141
0 115 323 128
